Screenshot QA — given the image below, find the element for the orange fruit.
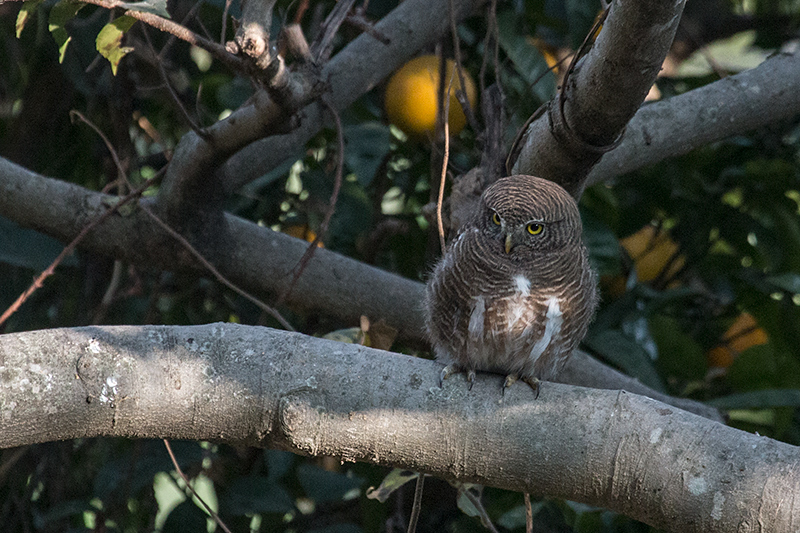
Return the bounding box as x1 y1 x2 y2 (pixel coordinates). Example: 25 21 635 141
706 312 769 368
283 225 323 247
620 225 685 283
385 55 477 137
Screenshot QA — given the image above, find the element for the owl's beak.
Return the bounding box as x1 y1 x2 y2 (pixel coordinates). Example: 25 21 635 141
504 234 513 254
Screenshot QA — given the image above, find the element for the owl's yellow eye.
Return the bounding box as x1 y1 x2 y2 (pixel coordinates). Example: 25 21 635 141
527 223 544 235
491 212 501 226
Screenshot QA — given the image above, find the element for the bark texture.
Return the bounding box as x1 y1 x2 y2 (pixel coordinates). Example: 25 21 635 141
510 0 686 197
0 324 797 533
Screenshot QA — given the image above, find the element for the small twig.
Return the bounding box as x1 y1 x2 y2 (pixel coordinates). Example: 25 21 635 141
142 25 208 138
448 0 479 134
524 493 533 533
138 203 295 330
92 260 125 324
436 88 451 254
0 173 163 328
81 0 245 73
77 73 291 331
311 0 358 63
345 11 391 45
459 486 500 533
277 97 344 305
162 440 233 533
70 110 127 184
407 474 425 533
159 0 205 60
221 0 233 44
478 0 500 99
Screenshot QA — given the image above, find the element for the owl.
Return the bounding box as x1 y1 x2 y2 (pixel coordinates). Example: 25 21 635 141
424 174 598 394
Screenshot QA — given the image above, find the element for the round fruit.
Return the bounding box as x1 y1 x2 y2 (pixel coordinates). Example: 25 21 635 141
707 312 768 368
384 55 477 138
620 225 685 283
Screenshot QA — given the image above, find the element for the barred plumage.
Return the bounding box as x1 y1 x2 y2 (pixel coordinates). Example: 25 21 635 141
424 175 598 393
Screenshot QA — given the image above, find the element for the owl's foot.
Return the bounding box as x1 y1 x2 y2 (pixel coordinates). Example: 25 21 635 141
502 375 540 399
439 365 476 390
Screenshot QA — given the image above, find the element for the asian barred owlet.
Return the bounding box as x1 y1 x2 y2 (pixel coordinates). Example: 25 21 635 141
424 174 598 394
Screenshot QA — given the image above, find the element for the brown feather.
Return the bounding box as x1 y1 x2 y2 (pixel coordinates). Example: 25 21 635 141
424 175 598 386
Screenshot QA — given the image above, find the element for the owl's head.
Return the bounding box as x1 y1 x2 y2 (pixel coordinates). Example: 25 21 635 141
477 175 582 259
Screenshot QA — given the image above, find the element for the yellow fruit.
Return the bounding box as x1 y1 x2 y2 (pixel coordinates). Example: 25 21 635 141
620 225 685 283
283 225 323 247
706 312 769 368
385 55 477 137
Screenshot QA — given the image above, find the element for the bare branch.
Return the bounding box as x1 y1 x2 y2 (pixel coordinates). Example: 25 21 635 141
586 50 800 186
217 0 487 194
228 0 278 70
510 0 687 198
82 0 245 72
0 324 795 533
0 156 722 421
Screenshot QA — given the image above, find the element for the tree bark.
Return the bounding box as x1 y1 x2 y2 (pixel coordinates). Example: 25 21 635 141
586 50 800 187
0 324 796 533
510 0 687 198
0 156 722 421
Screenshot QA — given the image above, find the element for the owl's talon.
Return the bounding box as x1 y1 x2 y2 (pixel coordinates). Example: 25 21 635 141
439 364 460 388
502 374 519 395
522 376 541 399
439 365 477 390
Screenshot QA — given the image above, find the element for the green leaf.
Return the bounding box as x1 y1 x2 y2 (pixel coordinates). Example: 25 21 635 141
497 501 546 530
766 273 800 294
709 389 800 410
583 329 666 392
648 314 706 382
581 208 621 276
96 15 137 75
676 31 771 78
118 0 170 18
496 10 556 101
33 499 97 529
265 449 295 482
308 525 363 533
15 0 45 38
161 500 208 533
297 464 364 504
565 0 599 49
48 0 86 63
455 484 483 518
365 469 418 503
344 123 391 188
221 476 294 515
0 215 76 270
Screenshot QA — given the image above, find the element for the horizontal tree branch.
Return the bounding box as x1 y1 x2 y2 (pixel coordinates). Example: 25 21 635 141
0 324 795 533
586 50 800 186
0 156 720 421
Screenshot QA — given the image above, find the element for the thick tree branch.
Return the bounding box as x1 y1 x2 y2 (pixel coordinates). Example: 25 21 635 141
510 0 686 198
0 324 795 533
0 156 721 420
228 0 278 70
586 50 800 186
158 0 483 221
